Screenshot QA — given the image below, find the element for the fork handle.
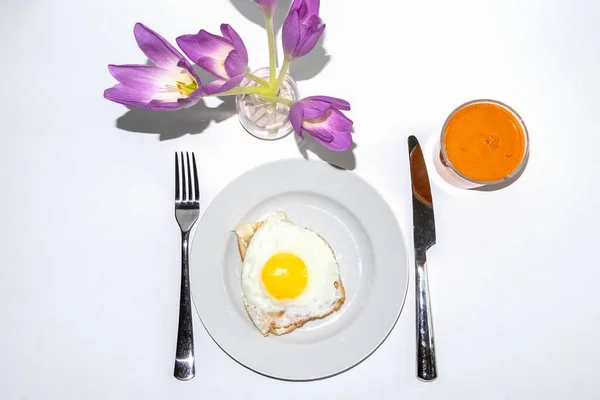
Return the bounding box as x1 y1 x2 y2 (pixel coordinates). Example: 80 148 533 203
174 230 195 381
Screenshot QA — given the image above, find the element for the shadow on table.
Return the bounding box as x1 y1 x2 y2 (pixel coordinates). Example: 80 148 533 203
290 33 331 82
295 129 357 171
115 98 236 141
229 0 330 81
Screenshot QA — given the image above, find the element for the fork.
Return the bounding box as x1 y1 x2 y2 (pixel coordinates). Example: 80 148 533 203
173 152 200 381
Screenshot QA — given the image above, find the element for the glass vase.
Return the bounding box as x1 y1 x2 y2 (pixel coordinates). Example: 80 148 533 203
236 67 300 140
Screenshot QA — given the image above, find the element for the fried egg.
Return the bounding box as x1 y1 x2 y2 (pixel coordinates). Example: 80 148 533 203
234 211 345 336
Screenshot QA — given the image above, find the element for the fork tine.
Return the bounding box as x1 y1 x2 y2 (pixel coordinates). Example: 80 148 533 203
181 151 187 201
186 152 193 201
192 153 199 201
175 152 180 201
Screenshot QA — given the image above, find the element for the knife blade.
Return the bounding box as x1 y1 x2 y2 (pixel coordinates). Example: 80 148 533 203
408 135 438 382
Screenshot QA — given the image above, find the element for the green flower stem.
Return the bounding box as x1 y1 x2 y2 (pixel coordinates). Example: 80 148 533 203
244 71 269 87
270 58 291 96
264 13 277 86
208 89 292 107
261 95 294 106
211 86 272 97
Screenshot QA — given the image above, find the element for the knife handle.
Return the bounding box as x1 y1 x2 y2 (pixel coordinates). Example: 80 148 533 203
416 251 437 381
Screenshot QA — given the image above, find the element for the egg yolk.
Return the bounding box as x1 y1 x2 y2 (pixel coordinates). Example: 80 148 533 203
261 253 308 300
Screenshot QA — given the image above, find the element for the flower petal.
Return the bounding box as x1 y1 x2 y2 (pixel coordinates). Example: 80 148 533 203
104 84 153 108
303 109 353 151
291 0 320 18
176 58 201 84
201 74 244 95
147 90 202 110
299 100 330 119
292 0 307 17
192 30 234 79
197 57 229 80
289 103 304 136
133 23 182 69
290 0 302 11
184 89 204 106
197 30 235 59
306 124 334 143
304 14 322 28
224 50 247 78
304 95 350 111
202 80 228 95
104 83 199 110
108 64 168 92
294 24 325 58
303 0 320 16
218 74 246 93
176 34 203 65
146 102 181 110
104 83 201 111
220 24 248 66
282 9 300 56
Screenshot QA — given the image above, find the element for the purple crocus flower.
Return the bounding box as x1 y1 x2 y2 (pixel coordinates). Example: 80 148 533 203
176 25 248 95
289 96 353 151
252 0 279 15
282 0 325 59
104 23 203 111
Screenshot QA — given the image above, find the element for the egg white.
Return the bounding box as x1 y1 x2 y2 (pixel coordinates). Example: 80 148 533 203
241 211 342 325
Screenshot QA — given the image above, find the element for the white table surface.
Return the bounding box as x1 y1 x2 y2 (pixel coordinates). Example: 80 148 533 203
1 0 599 398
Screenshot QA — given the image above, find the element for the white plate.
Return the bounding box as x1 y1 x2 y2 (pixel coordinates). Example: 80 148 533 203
189 159 409 380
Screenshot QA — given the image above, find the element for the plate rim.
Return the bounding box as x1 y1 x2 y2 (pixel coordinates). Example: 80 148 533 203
189 158 409 380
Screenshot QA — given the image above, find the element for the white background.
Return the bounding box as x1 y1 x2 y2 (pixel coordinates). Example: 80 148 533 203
1 0 599 399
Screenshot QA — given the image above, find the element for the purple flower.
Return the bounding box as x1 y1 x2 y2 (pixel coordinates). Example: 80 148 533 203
282 0 325 59
289 96 353 151
252 0 279 15
104 23 202 111
177 24 248 95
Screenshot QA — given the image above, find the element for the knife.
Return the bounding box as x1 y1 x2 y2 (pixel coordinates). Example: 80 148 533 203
408 135 438 382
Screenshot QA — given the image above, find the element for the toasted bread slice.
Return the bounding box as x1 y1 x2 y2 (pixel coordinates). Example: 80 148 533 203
234 222 263 261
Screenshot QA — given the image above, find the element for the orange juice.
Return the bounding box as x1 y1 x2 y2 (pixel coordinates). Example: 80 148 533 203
442 100 527 183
